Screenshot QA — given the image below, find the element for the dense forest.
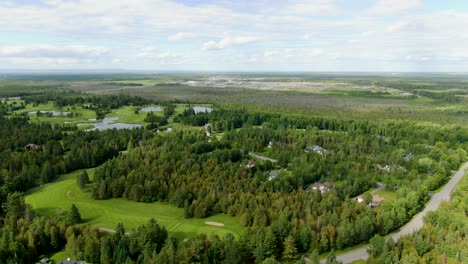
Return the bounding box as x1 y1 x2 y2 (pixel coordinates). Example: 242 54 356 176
91 107 466 260
0 88 466 263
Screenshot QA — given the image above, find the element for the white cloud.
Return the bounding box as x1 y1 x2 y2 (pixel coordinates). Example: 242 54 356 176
0 45 108 58
135 46 186 65
287 0 338 16
202 36 260 50
0 1 467 71
168 32 197 41
367 0 422 15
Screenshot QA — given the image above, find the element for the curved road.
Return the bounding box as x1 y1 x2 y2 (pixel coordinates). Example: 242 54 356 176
319 161 468 264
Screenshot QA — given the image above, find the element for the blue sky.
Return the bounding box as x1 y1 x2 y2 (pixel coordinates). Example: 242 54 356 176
0 0 467 71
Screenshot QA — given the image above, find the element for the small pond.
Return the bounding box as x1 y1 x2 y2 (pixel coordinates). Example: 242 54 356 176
140 106 162 112
79 117 143 131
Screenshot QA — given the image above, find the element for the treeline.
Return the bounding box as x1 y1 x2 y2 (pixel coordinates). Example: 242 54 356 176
22 92 151 109
371 80 464 103
176 108 468 145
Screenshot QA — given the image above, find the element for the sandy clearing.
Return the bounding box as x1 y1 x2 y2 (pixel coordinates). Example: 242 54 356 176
205 221 224 227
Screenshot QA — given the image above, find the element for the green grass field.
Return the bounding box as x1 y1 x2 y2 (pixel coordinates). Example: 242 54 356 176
13 101 97 125
50 250 74 262
374 189 397 206
107 105 150 124
25 169 246 239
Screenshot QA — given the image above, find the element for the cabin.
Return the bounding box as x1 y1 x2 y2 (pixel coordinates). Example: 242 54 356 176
58 258 85 264
371 195 385 207
24 143 41 151
356 194 385 207
246 160 256 169
308 182 335 193
404 153 414 161
39 258 50 264
305 145 325 155
268 171 279 181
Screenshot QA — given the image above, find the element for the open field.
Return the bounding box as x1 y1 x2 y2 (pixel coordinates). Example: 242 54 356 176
61 81 466 125
374 189 397 206
3 73 467 125
50 250 73 262
25 169 246 239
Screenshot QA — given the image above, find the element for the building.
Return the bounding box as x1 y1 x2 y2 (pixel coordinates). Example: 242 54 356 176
245 160 256 169
268 171 279 181
58 258 85 264
39 258 50 264
371 195 385 207
308 182 335 193
305 145 326 155
24 143 41 151
356 194 385 207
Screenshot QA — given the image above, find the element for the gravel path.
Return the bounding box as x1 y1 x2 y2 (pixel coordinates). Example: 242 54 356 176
248 152 278 163
318 161 468 264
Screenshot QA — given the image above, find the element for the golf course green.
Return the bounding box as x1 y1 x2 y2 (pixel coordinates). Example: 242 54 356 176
25 169 246 239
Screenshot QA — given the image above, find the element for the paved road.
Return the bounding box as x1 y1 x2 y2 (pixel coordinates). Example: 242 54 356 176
351 182 385 200
318 161 468 264
248 152 278 163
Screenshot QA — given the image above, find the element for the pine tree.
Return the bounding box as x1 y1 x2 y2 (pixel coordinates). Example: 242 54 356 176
282 235 298 261
78 170 89 189
69 204 82 224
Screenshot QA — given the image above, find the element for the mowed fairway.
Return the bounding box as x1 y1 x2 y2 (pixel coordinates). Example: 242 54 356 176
25 169 245 239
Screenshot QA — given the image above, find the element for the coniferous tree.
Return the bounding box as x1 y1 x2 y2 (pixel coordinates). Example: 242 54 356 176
69 204 82 224
78 170 90 189
282 235 298 261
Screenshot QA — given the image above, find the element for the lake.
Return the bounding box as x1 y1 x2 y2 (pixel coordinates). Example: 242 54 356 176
140 106 162 112
79 117 143 131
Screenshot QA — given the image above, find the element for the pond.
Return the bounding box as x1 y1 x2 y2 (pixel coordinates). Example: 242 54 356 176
140 106 162 112
192 106 213 114
29 110 71 116
79 117 143 131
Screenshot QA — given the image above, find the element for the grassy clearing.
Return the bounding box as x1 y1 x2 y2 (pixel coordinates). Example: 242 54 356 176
25 169 246 239
107 105 149 124
50 250 74 262
13 101 97 125
375 189 397 206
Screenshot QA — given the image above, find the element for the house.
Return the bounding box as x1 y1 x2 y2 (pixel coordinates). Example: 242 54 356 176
356 196 365 203
245 160 256 169
371 195 385 207
58 258 85 264
24 143 41 151
305 145 326 155
308 182 335 193
404 153 414 161
204 123 212 136
356 194 384 207
39 258 50 264
377 164 407 173
268 171 279 181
